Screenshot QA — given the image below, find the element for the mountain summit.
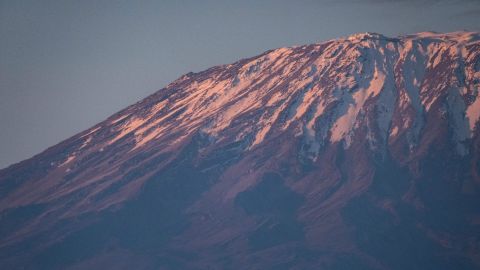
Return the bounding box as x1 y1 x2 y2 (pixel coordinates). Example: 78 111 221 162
1 31 480 269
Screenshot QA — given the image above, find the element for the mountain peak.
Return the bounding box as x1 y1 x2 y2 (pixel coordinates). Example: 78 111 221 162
346 32 392 41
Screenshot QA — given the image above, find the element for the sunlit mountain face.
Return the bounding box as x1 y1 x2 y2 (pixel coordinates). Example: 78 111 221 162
1 31 480 270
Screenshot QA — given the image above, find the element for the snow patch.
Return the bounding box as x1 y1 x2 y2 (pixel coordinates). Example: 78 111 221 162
109 117 148 145
59 155 76 167
467 93 480 134
330 65 386 145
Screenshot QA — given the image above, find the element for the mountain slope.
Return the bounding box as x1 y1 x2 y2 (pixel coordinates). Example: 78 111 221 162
1 31 480 269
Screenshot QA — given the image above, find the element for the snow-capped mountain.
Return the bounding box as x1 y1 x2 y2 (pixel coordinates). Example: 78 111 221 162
1 31 480 269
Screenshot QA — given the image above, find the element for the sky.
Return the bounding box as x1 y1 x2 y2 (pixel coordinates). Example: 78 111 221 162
1 0 479 169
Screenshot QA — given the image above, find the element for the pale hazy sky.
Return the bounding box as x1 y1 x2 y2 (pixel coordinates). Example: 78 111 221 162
1 0 479 168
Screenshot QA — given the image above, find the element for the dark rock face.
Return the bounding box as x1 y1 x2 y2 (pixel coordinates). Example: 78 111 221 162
1 31 480 269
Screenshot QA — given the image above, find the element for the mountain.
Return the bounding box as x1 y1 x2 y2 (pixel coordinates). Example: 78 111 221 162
1 31 480 270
